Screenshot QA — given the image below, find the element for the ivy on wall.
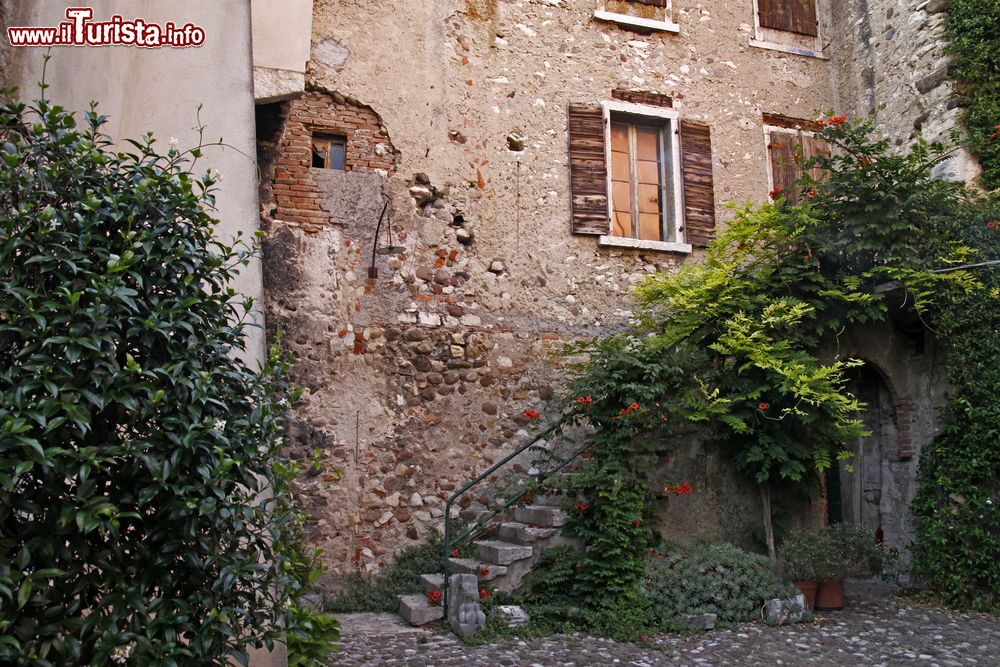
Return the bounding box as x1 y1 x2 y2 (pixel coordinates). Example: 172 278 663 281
946 0 1000 189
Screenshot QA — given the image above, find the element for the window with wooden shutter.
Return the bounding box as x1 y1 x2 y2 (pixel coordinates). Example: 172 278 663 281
764 122 830 202
679 121 716 248
568 99 712 253
568 104 610 236
758 0 819 37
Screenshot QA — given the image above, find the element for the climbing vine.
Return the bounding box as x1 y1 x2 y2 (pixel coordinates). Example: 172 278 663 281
946 0 1000 189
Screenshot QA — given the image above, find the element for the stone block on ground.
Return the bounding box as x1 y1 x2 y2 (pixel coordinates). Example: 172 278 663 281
474 539 533 565
398 594 444 626
497 605 530 627
765 594 808 625
685 613 717 631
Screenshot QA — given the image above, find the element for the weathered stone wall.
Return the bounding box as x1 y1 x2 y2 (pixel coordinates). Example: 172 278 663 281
828 0 980 181
263 0 842 575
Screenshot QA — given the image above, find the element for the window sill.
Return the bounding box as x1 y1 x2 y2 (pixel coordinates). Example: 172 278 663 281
749 38 827 60
593 10 680 34
598 236 692 253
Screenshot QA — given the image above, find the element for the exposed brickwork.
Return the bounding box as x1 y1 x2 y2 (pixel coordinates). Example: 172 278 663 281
272 91 397 229
893 400 914 460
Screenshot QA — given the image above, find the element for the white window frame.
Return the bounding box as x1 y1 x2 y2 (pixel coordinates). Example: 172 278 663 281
594 0 680 34
599 100 690 254
749 0 827 59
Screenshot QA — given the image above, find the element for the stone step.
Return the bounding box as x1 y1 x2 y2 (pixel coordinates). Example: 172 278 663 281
474 539 534 565
533 491 565 508
398 594 444 626
497 521 558 545
449 557 507 581
420 573 444 593
514 504 567 527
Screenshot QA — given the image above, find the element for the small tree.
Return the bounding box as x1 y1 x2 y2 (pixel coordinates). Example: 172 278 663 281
0 90 316 664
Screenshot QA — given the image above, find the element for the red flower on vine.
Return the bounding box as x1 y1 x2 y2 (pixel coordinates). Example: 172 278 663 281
479 588 491 599
633 519 642 527
769 186 783 200
805 189 819 198
427 590 442 605
522 409 541 420
992 124 1000 139
664 482 694 495
759 402 769 410
987 221 998 229
830 113 847 126
574 502 589 512
451 548 461 558
576 395 594 404
479 567 490 577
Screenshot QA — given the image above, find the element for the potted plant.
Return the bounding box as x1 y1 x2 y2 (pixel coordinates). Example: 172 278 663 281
776 530 826 610
811 523 894 610
780 524 894 611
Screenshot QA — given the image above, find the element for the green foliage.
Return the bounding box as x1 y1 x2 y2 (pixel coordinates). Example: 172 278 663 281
325 533 442 613
946 0 1000 189
561 114 998 614
779 523 896 582
0 89 329 664
642 543 794 626
911 199 1000 613
285 603 341 667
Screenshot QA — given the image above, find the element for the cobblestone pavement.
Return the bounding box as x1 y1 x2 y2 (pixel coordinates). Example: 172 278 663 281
330 587 1000 666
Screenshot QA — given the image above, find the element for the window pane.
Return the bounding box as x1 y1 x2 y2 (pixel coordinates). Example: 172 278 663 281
634 126 660 161
639 213 661 241
613 211 634 238
328 139 346 170
610 123 629 152
636 158 660 185
611 180 632 215
637 183 661 215
312 140 328 168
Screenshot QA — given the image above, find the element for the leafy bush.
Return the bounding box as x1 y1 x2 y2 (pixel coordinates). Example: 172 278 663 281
642 543 793 627
325 533 442 612
0 90 323 664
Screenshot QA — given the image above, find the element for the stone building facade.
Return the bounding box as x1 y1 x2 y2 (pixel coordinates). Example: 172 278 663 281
257 0 975 576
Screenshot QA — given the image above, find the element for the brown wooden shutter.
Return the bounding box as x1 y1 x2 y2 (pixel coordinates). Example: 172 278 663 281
759 0 818 37
800 134 830 183
568 104 610 236
767 131 801 203
679 120 716 247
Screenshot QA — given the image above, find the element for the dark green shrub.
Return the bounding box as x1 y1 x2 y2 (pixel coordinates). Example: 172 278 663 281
0 90 327 664
642 543 793 626
325 533 442 612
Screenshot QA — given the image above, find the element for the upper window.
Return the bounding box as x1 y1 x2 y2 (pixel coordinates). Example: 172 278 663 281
567 99 717 253
594 0 680 34
750 0 825 58
311 134 346 170
763 117 830 202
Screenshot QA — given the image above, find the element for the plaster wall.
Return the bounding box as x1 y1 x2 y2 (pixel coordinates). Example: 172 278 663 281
251 0 314 102
265 0 841 576
2 0 266 364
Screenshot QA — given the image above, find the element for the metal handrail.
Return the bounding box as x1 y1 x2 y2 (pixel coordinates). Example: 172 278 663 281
441 419 593 608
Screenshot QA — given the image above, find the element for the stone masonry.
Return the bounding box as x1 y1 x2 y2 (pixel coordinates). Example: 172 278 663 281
258 0 963 578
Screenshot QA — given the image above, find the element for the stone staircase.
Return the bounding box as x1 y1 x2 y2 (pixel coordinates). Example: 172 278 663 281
397 492 577 626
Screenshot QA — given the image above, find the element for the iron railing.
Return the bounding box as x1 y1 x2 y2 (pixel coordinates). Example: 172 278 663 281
441 419 592 606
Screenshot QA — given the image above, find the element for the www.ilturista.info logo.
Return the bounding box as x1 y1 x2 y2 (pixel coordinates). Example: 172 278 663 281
6 7 205 48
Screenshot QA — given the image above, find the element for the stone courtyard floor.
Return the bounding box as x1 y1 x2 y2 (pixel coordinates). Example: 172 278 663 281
329 584 999 666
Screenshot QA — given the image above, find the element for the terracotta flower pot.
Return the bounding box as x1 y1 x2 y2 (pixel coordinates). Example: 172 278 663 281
793 580 818 610
815 579 845 610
